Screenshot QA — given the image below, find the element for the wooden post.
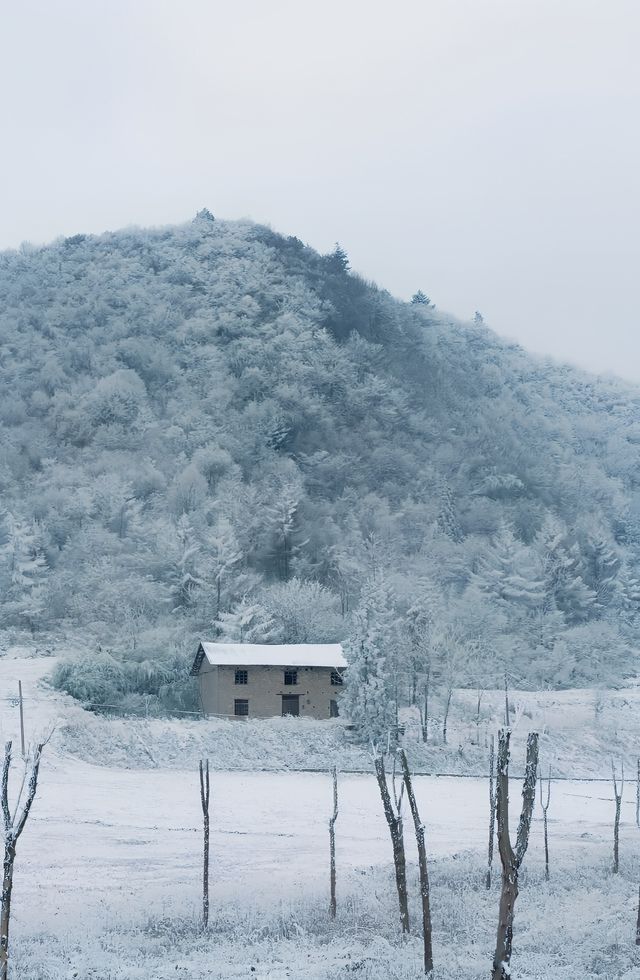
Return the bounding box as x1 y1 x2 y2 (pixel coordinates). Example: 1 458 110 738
199 759 210 927
491 729 539 980
399 749 434 975
612 760 624 874
329 767 338 918
18 684 25 761
1 741 44 980
373 753 410 934
486 734 496 889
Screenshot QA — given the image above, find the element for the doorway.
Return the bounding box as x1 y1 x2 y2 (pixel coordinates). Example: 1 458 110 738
281 694 300 716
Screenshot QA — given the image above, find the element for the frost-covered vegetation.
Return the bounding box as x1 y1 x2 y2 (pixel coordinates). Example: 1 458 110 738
1 213 640 711
10 856 640 979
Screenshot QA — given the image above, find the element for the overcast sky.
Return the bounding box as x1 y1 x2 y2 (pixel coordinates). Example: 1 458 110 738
1 1 639 381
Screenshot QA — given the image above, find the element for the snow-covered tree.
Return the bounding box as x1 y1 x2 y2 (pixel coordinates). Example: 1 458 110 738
341 577 399 743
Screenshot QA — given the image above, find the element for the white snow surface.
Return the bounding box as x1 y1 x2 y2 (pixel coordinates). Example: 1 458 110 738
199 640 347 667
3 649 640 978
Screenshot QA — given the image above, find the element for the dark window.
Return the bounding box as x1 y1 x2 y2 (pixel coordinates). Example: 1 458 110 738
330 699 339 718
284 669 298 685
235 669 248 685
330 670 343 686
234 699 249 717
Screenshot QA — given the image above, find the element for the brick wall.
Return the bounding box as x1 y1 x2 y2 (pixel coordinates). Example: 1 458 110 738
198 662 343 719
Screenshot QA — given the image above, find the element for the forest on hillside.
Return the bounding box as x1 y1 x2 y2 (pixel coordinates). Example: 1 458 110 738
0 211 639 715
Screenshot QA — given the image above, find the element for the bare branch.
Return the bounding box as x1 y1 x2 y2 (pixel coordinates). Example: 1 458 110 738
14 744 44 841
515 733 539 866
1 742 11 832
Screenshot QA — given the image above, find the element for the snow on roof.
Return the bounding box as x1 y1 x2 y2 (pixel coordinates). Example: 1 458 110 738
196 641 347 670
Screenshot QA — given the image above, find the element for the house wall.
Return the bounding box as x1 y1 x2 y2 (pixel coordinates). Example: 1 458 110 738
198 662 343 719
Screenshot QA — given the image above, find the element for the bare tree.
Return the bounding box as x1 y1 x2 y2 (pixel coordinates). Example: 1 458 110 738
539 767 551 880
417 668 430 744
329 766 338 918
486 734 496 890
1 740 44 980
399 750 433 975
373 751 410 934
442 686 453 746
612 759 624 875
636 884 640 946
491 729 539 980
635 758 639 829
199 759 211 927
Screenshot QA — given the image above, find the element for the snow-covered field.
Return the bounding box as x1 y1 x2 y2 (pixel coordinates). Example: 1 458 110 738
3 650 640 977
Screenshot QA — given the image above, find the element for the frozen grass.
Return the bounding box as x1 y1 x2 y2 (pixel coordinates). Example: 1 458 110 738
55 688 640 780
9 853 640 979
4 649 640 778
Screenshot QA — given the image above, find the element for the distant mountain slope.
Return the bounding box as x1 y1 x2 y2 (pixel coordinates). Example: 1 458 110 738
0 212 638 698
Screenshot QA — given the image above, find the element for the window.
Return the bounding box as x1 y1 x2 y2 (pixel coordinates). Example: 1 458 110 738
235 669 248 685
234 699 249 717
330 699 339 718
284 669 298 685
331 670 344 686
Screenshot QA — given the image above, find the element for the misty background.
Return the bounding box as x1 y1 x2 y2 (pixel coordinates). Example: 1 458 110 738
1 0 638 379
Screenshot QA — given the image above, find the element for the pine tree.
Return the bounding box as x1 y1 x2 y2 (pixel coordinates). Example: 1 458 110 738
534 518 596 625
583 530 620 615
341 577 398 743
266 485 301 580
474 525 545 613
168 516 206 614
207 518 242 616
0 516 49 633
217 597 276 643
437 483 463 543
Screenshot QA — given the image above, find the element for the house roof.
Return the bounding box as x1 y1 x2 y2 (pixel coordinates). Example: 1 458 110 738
192 641 347 674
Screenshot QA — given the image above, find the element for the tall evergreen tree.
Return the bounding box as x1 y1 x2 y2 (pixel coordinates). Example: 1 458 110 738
341 577 399 743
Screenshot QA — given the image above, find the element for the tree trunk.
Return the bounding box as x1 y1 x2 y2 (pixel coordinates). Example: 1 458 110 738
475 690 483 745
493 863 519 980
0 846 15 980
612 761 624 875
486 734 496 890
442 687 452 745
636 884 640 946
399 750 433 974
418 669 430 744
539 767 551 881
199 760 210 927
503 672 510 727
1 740 44 980
491 729 539 980
374 756 410 934
329 767 338 918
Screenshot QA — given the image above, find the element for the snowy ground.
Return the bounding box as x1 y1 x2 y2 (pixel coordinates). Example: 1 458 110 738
2 649 640 977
